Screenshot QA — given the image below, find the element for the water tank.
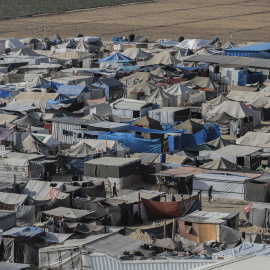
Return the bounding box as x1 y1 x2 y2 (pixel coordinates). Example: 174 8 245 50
178 36 184 42
129 34 135 42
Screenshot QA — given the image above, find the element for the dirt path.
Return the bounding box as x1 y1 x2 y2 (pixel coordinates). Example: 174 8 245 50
1 0 270 43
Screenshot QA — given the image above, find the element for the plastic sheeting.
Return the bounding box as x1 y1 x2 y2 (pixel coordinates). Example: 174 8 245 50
193 173 250 200
98 132 162 153
142 195 198 221
238 71 263 86
168 125 220 151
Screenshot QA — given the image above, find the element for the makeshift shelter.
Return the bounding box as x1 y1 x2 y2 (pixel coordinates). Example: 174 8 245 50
200 157 237 170
13 47 42 57
132 115 163 139
121 48 152 60
26 76 49 89
201 95 230 115
128 80 158 96
11 92 60 109
205 112 234 135
148 107 190 123
145 88 177 108
98 52 134 68
54 51 93 60
193 172 252 199
144 52 181 65
84 157 141 189
75 40 99 53
5 38 25 50
93 78 124 100
183 76 218 92
178 211 239 244
121 72 161 86
13 115 44 127
249 203 270 228
245 174 270 202
111 98 152 119
52 32 63 44
150 67 175 77
206 100 261 128
176 39 211 50
236 132 270 149
174 119 204 134
165 83 199 106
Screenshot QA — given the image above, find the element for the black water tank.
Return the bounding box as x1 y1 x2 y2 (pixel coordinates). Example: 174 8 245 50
178 36 184 42
129 34 135 42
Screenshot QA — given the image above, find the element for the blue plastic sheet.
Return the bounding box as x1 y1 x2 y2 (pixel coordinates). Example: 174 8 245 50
238 71 262 86
0 89 12 98
68 156 93 175
98 132 162 153
47 81 63 90
168 125 220 151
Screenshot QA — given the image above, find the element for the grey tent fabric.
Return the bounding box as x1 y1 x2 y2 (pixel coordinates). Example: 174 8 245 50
26 76 49 89
41 232 72 243
51 32 63 43
206 137 233 149
43 207 94 220
82 113 105 121
128 81 158 95
144 52 181 65
206 112 234 124
122 48 152 60
13 115 44 127
200 157 237 170
250 203 270 228
183 76 218 91
150 67 175 77
15 205 36 226
253 172 270 183
76 40 99 53
121 72 161 85
145 88 177 108
174 119 204 133
152 238 179 250
14 47 42 57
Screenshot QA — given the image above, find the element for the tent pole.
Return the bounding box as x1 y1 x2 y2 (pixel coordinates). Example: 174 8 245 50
164 219 166 238
138 192 141 219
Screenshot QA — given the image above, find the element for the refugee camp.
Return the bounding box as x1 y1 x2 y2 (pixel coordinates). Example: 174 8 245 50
0 1 270 270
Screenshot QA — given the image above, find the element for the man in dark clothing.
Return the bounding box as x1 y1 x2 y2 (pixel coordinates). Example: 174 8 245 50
208 186 213 202
171 194 176 201
112 183 118 197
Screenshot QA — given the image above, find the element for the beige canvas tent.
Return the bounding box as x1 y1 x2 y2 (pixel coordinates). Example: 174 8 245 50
144 52 181 65
145 88 177 108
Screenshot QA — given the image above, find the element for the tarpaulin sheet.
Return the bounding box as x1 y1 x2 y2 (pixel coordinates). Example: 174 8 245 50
47 81 63 90
174 65 209 71
87 96 106 104
238 71 263 86
0 127 13 139
98 132 162 153
142 195 198 221
168 125 220 151
0 89 12 98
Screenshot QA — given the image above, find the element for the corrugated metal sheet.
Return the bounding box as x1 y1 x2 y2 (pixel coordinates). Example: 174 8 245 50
89 254 215 270
185 54 270 69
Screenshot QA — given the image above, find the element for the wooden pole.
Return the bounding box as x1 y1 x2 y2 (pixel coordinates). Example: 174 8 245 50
172 218 176 241
138 192 141 219
163 219 166 238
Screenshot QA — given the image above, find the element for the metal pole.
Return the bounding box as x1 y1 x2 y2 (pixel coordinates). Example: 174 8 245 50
163 219 166 238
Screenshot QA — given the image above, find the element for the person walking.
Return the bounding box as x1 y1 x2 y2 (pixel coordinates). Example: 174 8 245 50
112 183 118 197
39 171 44 181
208 185 213 203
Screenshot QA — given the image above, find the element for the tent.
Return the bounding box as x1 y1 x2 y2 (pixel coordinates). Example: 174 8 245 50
144 52 181 65
43 207 94 220
52 32 63 44
99 52 134 63
200 157 237 170
13 115 44 127
193 173 251 199
183 76 218 91
121 48 152 60
13 47 42 57
236 131 270 149
26 76 49 89
174 119 204 134
176 39 211 50
5 38 25 50
201 95 231 115
222 41 237 50
150 67 175 77
132 115 163 139
165 83 198 105
54 51 93 60
121 72 161 86
145 88 177 108
206 101 261 127
75 40 99 53
128 80 158 95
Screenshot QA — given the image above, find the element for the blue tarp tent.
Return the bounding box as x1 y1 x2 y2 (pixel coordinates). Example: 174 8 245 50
56 85 89 96
99 53 134 63
47 81 63 90
168 125 220 151
238 71 263 86
98 132 162 153
46 94 76 109
0 89 12 98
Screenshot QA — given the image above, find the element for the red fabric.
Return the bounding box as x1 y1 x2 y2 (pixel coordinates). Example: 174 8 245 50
142 195 198 221
87 96 106 104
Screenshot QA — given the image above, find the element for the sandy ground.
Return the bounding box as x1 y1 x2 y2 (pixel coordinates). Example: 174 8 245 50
1 0 270 43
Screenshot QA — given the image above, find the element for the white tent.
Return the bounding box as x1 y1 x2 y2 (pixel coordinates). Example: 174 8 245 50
236 131 270 149
206 101 261 127
5 38 25 50
145 88 177 108
165 83 198 105
176 39 211 50
128 80 158 95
